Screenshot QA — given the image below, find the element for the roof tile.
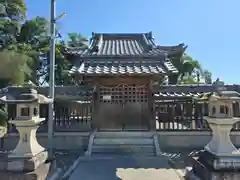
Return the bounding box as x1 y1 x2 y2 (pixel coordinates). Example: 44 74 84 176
69 59 178 75
74 63 166 75
65 32 186 75
64 32 186 57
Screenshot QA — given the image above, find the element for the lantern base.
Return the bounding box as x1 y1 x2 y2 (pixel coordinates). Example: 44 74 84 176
0 150 48 172
185 151 240 180
0 162 50 180
204 117 240 157
199 151 240 170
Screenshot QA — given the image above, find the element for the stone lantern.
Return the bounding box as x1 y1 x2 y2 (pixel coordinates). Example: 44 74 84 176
0 87 52 173
186 88 240 179
204 91 240 158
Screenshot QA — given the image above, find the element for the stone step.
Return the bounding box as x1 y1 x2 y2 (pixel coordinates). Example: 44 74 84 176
92 152 156 157
88 132 158 156
91 145 156 154
93 132 154 138
93 138 154 145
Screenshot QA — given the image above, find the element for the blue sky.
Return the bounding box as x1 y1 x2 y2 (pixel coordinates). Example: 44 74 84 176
25 0 240 84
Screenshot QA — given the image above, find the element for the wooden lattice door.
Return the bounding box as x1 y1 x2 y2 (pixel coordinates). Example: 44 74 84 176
122 84 149 130
98 84 149 130
98 84 124 130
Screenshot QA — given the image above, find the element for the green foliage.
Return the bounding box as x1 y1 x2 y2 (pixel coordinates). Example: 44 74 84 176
202 70 212 84
17 17 49 44
0 0 89 86
169 53 212 85
67 33 88 47
4 0 27 21
0 106 7 127
0 50 32 85
0 0 27 46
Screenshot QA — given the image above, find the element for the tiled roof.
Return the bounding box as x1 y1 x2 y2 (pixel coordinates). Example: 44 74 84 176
153 84 239 93
153 84 240 100
0 86 93 101
195 92 213 101
155 92 201 98
0 87 8 95
63 32 186 57
69 59 178 75
65 32 186 75
154 84 240 102
1 84 240 102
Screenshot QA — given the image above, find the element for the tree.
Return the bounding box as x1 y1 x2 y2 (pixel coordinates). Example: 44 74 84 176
16 17 50 85
17 16 49 44
202 70 212 84
4 0 27 21
0 50 32 85
0 1 74 86
0 0 27 49
169 53 203 84
41 34 88 86
168 53 213 85
67 33 88 47
12 17 89 86
0 0 30 85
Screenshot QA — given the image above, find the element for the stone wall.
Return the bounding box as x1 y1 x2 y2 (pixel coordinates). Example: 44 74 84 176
2 132 90 151
2 131 240 151
158 131 240 150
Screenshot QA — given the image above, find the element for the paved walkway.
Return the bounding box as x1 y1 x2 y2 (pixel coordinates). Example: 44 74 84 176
68 156 182 180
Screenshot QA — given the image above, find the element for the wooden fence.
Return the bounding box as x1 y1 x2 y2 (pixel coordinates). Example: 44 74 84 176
5 100 240 132
7 101 92 133
155 101 240 131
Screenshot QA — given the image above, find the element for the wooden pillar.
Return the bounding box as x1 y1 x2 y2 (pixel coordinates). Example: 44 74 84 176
238 102 240 117
191 101 196 129
148 83 156 131
91 83 99 130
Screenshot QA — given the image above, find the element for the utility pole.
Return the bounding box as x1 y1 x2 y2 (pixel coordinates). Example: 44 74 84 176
48 0 56 159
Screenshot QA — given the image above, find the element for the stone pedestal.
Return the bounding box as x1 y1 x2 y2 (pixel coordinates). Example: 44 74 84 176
186 152 240 180
0 118 50 179
6 118 48 172
204 118 240 157
0 158 51 180
186 117 240 180
0 118 52 179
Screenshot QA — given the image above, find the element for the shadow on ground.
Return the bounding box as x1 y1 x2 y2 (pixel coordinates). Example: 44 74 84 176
161 148 202 174
68 155 182 180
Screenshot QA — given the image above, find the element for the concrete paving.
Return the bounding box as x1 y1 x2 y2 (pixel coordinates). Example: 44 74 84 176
68 156 182 180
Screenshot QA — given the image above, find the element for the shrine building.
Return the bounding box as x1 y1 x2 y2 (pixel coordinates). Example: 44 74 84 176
1 32 240 133
62 32 186 131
